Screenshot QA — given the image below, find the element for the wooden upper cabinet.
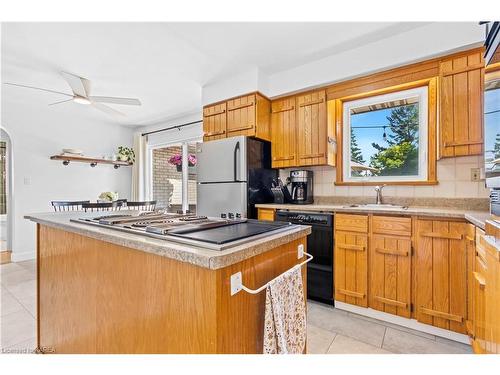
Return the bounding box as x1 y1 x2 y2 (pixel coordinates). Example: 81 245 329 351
271 97 296 168
203 102 227 142
296 89 335 167
204 93 271 142
415 219 467 333
226 93 271 141
439 50 484 158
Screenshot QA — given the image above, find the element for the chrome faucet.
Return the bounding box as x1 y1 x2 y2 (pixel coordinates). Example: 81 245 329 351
374 185 386 205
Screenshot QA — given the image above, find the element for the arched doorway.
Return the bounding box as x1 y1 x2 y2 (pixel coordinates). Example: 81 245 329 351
0 127 13 264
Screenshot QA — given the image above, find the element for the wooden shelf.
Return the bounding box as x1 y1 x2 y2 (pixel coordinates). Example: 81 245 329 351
50 155 133 169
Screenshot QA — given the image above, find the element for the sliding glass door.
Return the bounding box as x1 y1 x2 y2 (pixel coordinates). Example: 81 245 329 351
149 140 200 213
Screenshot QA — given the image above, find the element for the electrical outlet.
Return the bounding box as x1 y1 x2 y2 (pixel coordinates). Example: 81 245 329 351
471 168 481 182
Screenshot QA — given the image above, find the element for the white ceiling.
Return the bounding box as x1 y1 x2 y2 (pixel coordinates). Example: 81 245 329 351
1 22 451 127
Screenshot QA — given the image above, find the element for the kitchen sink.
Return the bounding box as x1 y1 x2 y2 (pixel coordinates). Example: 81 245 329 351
344 203 408 210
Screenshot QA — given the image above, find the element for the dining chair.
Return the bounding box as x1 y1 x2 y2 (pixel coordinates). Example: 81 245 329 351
125 200 157 211
51 200 90 212
82 201 124 212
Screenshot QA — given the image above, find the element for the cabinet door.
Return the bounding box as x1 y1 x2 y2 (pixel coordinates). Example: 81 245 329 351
271 97 297 168
415 219 467 333
473 251 487 353
203 103 227 141
484 236 500 354
465 223 476 337
334 230 368 307
226 94 256 137
369 234 412 318
257 208 275 221
439 50 484 158
296 90 327 166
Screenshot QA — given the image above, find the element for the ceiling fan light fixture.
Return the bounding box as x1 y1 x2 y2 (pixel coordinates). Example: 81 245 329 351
73 96 91 105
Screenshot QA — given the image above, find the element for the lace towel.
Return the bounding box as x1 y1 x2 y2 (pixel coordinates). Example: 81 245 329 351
263 266 306 354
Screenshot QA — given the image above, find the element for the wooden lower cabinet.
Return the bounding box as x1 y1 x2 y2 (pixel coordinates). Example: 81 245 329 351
472 246 487 353
334 223 368 307
465 223 476 337
483 233 500 354
415 219 467 333
369 234 412 318
257 208 275 221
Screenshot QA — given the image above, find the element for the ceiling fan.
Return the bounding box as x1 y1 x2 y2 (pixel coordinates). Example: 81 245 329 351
4 71 141 117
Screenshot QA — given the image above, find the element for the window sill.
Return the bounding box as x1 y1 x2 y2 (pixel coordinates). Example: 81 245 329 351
334 180 438 186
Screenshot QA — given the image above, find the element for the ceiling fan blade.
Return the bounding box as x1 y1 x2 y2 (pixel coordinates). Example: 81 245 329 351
89 96 141 106
3 82 73 97
61 71 90 97
91 102 126 118
48 98 74 106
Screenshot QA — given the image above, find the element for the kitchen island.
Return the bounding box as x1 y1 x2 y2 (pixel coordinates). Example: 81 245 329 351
25 211 311 354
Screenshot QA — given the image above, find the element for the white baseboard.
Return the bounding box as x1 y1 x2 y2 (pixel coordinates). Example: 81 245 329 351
335 301 470 345
11 251 36 262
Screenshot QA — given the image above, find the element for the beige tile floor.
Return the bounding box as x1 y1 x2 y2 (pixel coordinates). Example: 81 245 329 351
0 261 472 354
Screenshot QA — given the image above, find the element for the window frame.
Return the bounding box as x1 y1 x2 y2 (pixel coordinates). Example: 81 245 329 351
334 78 437 186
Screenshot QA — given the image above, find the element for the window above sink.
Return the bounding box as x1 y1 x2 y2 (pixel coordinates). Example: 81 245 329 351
333 79 438 186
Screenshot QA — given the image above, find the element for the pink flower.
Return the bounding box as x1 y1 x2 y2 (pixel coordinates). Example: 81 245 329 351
168 153 197 166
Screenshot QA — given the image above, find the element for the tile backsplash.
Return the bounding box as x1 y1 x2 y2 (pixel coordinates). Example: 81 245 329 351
279 155 490 199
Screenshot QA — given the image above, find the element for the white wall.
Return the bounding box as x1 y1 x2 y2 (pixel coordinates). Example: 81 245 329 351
200 23 484 102
201 68 270 106
2 101 134 261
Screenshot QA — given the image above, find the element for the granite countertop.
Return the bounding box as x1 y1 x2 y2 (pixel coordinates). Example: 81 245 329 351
256 203 491 228
25 211 311 270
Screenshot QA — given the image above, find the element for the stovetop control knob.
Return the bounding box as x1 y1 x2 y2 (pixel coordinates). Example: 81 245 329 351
220 213 227 219
235 213 241 219
228 212 235 219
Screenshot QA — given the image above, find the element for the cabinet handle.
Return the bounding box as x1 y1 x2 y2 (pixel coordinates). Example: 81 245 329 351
375 247 409 257
273 156 295 161
203 109 226 117
337 244 365 251
204 130 226 137
337 289 365 299
299 98 325 107
373 296 408 309
271 106 295 113
420 232 463 240
227 125 254 132
473 271 486 288
227 102 255 111
299 153 325 159
419 307 463 323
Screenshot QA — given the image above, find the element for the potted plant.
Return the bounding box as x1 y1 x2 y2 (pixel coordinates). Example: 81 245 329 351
168 153 197 172
98 191 119 202
117 146 135 163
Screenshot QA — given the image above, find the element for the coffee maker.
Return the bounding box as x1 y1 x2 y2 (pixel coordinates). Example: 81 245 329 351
290 170 314 204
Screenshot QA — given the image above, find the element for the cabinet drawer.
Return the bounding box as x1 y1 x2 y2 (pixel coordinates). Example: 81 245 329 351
335 214 368 233
372 216 411 236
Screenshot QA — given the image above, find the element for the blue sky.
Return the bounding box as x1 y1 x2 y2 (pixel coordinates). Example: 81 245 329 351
485 88 500 160
351 108 400 163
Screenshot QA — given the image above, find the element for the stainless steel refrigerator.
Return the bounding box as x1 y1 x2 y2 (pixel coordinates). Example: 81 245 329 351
196 136 277 219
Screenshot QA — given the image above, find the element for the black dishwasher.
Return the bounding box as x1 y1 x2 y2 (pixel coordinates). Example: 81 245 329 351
276 210 334 305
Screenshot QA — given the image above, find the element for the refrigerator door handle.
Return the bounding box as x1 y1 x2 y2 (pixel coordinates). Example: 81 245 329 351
233 141 240 181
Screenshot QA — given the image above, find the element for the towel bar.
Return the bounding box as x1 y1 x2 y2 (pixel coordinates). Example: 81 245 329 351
230 251 313 296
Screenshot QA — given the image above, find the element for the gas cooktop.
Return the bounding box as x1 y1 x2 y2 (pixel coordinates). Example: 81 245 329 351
71 211 293 250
